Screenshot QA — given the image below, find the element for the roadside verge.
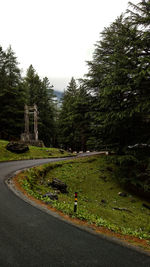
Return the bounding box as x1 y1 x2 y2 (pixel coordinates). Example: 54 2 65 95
5 156 150 255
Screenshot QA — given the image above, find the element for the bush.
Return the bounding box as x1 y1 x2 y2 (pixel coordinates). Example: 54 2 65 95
111 154 150 195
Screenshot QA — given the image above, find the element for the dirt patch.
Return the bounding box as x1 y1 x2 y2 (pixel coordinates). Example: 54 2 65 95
12 173 150 253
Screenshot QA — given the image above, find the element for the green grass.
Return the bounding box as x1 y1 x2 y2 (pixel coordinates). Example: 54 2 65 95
0 140 72 161
19 155 150 240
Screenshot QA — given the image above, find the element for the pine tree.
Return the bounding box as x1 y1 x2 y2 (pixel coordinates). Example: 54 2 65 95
127 0 150 144
0 46 6 92
58 78 78 151
24 65 41 105
73 85 91 152
39 77 56 147
84 14 149 152
24 66 56 146
59 78 91 151
0 46 25 139
128 0 150 28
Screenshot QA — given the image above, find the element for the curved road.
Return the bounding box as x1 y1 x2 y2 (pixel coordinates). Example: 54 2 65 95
0 158 150 266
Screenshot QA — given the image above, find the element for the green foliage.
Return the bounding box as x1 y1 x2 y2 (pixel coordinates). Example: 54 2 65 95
0 46 25 139
58 78 92 151
82 1 150 152
24 65 56 146
0 46 57 145
110 154 150 194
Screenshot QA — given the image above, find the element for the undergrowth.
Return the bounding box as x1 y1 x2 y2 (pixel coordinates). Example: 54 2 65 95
18 156 150 240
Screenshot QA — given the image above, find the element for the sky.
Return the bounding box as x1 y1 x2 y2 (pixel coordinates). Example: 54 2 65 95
1 0 139 91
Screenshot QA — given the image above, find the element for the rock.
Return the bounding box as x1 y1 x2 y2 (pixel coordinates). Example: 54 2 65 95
118 192 127 197
43 192 58 200
50 178 68 193
6 142 29 154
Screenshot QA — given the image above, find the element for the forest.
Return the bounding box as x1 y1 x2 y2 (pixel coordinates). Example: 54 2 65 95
0 0 150 195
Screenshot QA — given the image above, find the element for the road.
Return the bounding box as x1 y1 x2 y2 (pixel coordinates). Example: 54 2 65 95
0 158 150 266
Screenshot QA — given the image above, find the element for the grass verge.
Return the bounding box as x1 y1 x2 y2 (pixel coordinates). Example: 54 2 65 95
0 140 72 161
14 155 150 250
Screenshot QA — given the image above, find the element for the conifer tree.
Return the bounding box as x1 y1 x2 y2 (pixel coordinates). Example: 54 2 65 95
39 77 56 147
59 78 91 151
127 0 150 144
24 65 56 146
84 10 150 152
58 77 78 151
0 46 25 139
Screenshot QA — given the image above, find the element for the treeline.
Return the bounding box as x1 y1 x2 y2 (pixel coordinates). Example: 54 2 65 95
59 0 150 154
0 46 56 146
0 0 150 156
59 0 150 195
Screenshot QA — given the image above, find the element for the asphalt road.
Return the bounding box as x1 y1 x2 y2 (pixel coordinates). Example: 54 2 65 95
0 157 150 267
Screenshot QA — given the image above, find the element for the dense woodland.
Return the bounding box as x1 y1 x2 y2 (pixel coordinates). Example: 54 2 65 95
0 1 150 194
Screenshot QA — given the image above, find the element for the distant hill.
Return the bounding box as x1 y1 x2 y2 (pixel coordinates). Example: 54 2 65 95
54 90 64 101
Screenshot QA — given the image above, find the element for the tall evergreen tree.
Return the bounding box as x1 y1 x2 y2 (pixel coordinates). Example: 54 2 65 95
0 46 6 91
84 10 150 152
127 0 150 143
59 77 91 151
24 65 56 146
24 65 41 105
73 85 91 152
0 46 25 139
38 77 56 147
58 77 78 151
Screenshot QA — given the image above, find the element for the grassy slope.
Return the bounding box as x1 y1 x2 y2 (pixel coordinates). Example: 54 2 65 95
0 140 72 161
18 155 150 241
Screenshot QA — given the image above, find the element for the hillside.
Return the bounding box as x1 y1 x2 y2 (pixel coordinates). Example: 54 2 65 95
54 90 63 101
0 140 72 161
14 155 150 250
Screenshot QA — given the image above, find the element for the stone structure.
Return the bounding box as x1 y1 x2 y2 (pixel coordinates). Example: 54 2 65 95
21 104 44 147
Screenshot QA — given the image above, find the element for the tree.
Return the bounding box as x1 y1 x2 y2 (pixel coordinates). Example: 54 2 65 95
0 46 25 140
58 78 91 151
73 85 91 152
127 0 150 144
38 77 56 147
24 65 56 146
58 77 78 151
84 12 150 153
24 65 41 105
128 0 150 28
0 46 6 91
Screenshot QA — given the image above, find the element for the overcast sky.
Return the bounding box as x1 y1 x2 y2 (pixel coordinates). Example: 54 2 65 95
1 0 139 91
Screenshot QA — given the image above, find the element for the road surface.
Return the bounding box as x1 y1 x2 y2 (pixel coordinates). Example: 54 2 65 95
0 158 150 266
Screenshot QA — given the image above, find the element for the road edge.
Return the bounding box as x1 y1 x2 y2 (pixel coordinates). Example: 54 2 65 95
5 167 150 257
